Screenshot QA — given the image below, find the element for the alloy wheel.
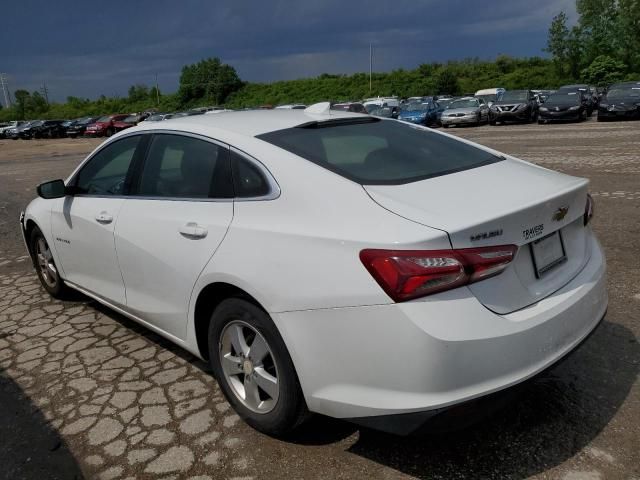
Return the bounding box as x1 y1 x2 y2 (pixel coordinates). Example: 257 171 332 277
36 237 58 288
218 320 279 414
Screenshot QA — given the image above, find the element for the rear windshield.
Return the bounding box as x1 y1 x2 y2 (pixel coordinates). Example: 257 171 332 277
257 119 502 185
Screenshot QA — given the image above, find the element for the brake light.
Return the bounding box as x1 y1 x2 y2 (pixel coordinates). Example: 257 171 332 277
360 245 518 302
584 193 594 226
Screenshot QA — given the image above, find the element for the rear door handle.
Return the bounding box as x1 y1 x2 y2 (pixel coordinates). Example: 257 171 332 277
95 211 113 224
179 222 208 239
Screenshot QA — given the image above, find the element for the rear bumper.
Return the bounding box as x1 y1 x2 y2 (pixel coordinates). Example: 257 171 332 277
274 234 607 424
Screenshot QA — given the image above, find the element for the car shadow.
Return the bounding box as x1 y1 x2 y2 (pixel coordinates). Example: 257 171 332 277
339 319 639 478
54 291 638 478
0 372 84 480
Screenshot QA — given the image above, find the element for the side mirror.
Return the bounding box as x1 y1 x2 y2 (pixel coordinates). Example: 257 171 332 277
37 179 67 199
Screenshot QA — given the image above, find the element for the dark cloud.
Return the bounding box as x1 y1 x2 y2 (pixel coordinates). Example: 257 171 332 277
0 0 576 102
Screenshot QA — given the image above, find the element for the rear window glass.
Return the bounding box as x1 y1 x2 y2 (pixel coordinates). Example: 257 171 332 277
257 119 501 185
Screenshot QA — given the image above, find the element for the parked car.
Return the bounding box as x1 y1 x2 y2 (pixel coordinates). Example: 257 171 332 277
17 120 45 139
8 121 37 140
538 92 587 123
474 88 505 106
84 114 129 137
169 111 206 118
441 97 490 127
0 121 25 138
275 104 307 110
558 84 597 115
397 100 439 126
145 113 172 122
489 90 539 125
66 117 99 138
29 120 67 139
597 83 640 121
367 105 399 119
22 103 606 436
363 96 400 110
113 114 146 133
331 102 368 113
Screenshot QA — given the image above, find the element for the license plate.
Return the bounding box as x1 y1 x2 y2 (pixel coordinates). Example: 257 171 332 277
530 230 567 278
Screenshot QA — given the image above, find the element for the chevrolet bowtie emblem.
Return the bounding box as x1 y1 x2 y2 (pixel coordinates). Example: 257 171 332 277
552 206 569 221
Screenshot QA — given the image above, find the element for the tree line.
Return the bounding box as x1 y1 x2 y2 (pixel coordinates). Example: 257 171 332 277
1 0 638 122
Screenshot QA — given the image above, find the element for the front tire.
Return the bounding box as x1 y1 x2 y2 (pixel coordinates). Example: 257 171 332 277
30 226 69 298
208 298 307 436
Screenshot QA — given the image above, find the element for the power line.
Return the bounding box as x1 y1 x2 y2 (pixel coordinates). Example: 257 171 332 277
41 82 49 104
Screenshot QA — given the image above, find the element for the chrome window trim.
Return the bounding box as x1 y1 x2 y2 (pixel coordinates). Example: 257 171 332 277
67 129 280 202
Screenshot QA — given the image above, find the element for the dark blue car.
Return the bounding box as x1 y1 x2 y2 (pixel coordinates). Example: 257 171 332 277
398 101 440 126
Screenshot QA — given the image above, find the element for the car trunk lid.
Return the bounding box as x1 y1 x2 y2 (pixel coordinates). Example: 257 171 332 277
364 159 591 314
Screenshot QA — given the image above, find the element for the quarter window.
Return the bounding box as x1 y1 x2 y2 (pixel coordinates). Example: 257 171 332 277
231 151 271 197
137 134 232 198
75 135 140 195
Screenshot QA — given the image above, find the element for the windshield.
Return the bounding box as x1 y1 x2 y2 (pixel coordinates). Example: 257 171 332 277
448 99 479 109
147 114 164 121
500 91 528 102
257 119 500 185
97 116 112 122
475 94 496 103
401 102 430 112
607 88 640 100
545 93 581 105
77 117 93 124
123 115 138 123
30 120 44 127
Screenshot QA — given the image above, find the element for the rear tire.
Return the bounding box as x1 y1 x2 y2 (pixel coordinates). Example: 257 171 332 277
208 298 308 436
105 128 114 137
30 226 70 299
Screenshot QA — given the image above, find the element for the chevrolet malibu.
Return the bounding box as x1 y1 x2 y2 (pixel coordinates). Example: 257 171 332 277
21 103 607 435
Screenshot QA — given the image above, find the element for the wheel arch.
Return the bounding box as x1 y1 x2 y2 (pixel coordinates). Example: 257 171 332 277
193 281 265 360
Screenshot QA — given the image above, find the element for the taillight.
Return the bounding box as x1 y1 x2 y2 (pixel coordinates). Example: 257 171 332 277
360 245 518 302
584 193 594 226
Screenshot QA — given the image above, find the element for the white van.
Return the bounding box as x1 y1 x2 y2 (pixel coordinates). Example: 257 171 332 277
475 88 505 105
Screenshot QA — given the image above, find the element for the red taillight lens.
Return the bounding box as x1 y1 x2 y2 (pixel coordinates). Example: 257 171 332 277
360 245 518 302
584 193 594 226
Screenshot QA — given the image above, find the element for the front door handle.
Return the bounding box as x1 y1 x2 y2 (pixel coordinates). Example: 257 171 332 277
179 222 208 239
95 211 113 224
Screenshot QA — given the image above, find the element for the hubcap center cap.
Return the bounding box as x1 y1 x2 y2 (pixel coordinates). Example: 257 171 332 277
242 359 254 375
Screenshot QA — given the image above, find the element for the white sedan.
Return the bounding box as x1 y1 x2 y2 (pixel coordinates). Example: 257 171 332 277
21 103 607 435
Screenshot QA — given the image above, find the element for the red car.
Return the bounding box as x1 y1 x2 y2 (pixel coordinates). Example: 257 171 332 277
84 114 129 137
113 114 146 133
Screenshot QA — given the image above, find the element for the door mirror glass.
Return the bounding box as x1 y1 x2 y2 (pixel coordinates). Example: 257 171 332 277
37 179 66 199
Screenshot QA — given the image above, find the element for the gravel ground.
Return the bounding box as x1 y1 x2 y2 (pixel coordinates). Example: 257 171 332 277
0 119 638 480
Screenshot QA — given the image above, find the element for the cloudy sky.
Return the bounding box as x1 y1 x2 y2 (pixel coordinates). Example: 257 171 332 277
0 0 577 103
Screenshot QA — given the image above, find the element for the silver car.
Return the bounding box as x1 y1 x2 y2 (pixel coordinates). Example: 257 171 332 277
441 97 489 127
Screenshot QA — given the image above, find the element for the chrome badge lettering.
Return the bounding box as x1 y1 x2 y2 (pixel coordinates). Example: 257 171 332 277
470 229 503 242
523 224 544 241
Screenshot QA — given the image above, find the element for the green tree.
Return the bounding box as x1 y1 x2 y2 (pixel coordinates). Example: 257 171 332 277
581 55 627 85
14 89 30 119
178 57 242 106
546 12 571 74
127 84 150 102
434 68 461 95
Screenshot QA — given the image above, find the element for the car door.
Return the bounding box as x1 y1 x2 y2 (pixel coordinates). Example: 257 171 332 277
114 133 234 339
50 134 145 305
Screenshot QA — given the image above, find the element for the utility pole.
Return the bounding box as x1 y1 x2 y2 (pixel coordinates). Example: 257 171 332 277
0 73 11 108
369 44 373 92
41 82 49 104
155 73 160 106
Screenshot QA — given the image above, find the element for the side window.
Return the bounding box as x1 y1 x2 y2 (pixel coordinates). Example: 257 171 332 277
231 151 271 198
75 135 140 195
137 134 232 198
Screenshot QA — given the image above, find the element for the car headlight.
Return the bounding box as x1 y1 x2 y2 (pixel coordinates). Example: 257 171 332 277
569 106 580 111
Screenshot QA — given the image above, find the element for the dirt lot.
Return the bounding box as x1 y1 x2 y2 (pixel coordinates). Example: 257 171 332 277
0 120 639 480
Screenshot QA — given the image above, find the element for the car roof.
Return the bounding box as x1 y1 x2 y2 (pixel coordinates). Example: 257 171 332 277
131 108 369 138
